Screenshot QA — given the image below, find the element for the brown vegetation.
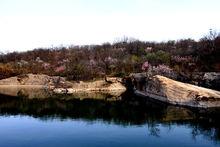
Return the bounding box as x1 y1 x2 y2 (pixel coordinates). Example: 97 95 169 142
0 30 219 81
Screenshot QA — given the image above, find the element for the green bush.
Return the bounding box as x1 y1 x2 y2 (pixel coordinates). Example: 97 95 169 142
145 50 171 65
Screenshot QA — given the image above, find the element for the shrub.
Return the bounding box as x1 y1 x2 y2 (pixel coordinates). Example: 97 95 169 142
0 63 16 79
151 64 177 79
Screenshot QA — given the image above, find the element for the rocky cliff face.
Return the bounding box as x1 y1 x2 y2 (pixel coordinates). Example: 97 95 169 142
136 75 220 108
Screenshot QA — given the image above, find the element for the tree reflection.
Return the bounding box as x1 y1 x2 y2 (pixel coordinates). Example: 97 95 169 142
0 92 220 143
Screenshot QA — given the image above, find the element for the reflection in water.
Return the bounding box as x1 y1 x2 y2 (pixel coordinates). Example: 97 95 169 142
0 88 220 146
0 85 123 100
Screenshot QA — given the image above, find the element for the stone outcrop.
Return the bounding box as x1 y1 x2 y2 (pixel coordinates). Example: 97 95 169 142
0 74 73 88
202 72 220 90
0 74 126 97
136 75 220 108
52 77 126 94
176 72 220 91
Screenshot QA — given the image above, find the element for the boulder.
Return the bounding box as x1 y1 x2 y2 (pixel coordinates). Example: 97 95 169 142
202 72 220 90
136 75 220 108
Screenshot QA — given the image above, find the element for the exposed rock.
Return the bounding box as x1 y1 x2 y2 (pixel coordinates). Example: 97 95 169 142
0 74 73 88
136 75 220 108
53 77 126 94
202 72 220 90
203 72 220 81
175 72 220 91
129 73 147 91
0 85 122 100
0 74 126 96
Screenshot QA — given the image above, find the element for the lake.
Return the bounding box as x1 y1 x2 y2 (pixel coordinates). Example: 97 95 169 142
0 90 220 147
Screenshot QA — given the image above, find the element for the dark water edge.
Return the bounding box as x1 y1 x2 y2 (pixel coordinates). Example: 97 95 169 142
0 91 220 147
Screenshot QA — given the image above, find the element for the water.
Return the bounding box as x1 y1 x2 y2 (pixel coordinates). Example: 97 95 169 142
0 91 220 147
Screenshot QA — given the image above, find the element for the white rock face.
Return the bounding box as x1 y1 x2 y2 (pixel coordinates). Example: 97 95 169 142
136 75 220 108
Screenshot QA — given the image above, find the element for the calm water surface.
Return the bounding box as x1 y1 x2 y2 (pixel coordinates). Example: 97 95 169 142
0 90 220 147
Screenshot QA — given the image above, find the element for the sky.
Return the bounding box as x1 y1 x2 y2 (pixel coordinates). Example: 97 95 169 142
0 0 220 52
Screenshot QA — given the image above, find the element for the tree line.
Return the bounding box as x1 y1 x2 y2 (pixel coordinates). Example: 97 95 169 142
0 30 219 80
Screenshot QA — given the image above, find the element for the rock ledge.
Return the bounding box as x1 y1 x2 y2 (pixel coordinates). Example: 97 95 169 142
136 75 220 108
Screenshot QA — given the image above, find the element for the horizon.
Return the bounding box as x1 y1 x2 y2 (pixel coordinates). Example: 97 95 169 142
0 34 215 54
0 0 220 52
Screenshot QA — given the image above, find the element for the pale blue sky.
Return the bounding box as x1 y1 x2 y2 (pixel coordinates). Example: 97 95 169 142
0 0 220 52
